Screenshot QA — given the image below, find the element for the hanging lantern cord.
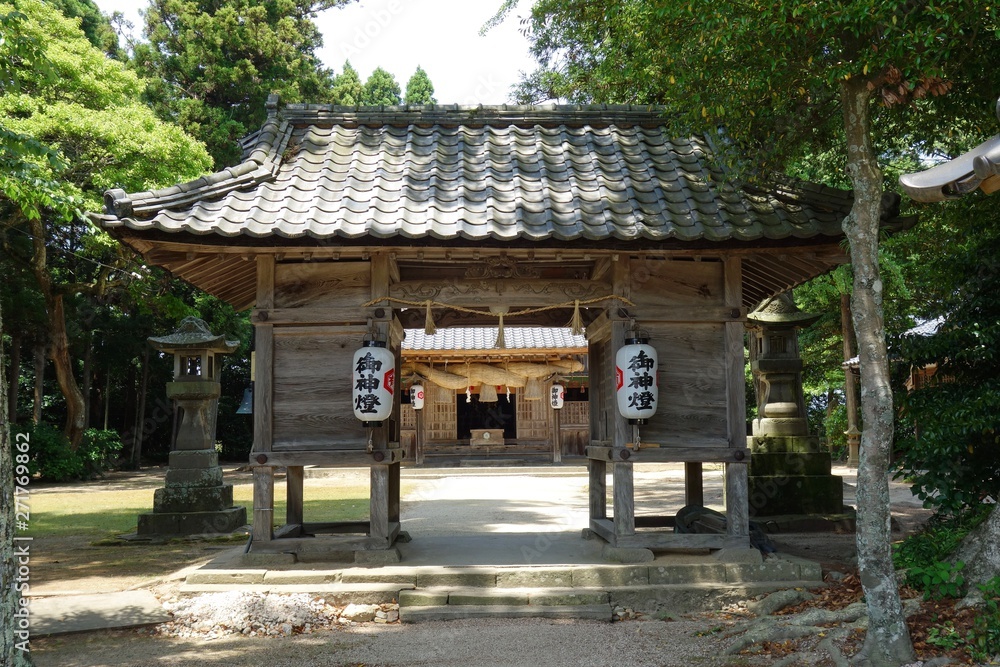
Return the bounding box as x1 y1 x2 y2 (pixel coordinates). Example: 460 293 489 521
633 425 641 452
366 428 374 454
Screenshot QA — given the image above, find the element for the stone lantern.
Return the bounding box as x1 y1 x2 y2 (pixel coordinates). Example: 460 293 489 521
746 295 845 519
137 317 247 536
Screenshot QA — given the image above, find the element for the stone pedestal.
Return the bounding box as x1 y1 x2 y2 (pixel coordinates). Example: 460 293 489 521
138 450 246 536
747 434 844 516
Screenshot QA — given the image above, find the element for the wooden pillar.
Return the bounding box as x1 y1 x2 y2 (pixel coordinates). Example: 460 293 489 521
685 462 704 507
286 466 304 527
415 409 425 464
611 257 635 539
252 255 275 544
552 406 562 463
589 459 607 521
368 253 396 546
723 257 749 543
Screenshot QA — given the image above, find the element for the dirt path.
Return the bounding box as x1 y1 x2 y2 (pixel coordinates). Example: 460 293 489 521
28 464 935 666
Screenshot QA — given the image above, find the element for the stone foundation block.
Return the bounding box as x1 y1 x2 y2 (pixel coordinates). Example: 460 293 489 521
153 484 234 513
137 506 247 537
649 563 728 585
747 435 822 454
748 475 844 516
749 452 833 477
497 569 573 588
165 466 224 487
168 449 219 469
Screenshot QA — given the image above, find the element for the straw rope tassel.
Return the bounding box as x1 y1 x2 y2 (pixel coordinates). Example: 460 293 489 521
569 299 584 336
494 312 506 349
424 300 437 335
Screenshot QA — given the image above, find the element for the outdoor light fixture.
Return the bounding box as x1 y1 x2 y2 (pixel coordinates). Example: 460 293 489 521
615 336 658 425
236 387 253 414
410 384 424 410
352 339 395 426
549 383 565 410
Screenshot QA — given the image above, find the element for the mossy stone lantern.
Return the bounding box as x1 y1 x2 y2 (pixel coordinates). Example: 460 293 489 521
137 317 247 537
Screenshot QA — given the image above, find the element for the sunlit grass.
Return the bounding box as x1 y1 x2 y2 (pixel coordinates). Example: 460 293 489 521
27 480 371 538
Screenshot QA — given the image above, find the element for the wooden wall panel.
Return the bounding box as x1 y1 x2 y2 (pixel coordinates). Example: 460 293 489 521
516 392 548 440
274 261 371 309
639 322 729 444
630 259 725 309
426 395 457 441
271 326 369 450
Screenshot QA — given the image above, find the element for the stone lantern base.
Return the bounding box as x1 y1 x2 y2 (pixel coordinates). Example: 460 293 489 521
746 434 845 517
137 449 247 536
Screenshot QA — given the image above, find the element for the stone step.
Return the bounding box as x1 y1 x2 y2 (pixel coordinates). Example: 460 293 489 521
178 582 410 605
399 604 613 623
399 586 611 607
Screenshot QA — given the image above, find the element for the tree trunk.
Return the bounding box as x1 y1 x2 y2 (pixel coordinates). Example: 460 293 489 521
1 299 34 666
7 332 21 423
46 294 86 449
952 504 1000 605
31 343 44 425
842 292 860 434
841 77 915 666
82 330 92 431
131 346 150 468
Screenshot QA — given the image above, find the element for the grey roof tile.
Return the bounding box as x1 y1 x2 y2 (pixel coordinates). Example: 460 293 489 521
93 104 881 243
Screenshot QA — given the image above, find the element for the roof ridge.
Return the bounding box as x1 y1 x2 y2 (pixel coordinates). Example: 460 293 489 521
101 104 292 220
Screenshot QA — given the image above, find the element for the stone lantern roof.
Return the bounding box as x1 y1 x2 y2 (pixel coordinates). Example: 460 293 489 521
148 316 239 354
747 294 821 328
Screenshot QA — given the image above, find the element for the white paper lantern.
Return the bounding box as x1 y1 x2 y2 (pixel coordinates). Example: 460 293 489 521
410 384 425 410
549 383 565 409
352 340 395 425
615 337 658 425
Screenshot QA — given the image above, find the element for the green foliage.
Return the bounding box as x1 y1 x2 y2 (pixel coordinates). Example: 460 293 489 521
894 196 1000 512
360 67 401 106
893 505 991 572
404 66 436 105
10 423 122 481
12 422 82 481
925 577 1000 663
967 577 1000 663
906 560 967 600
823 400 848 461
330 60 362 105
80 428 123 471
133 0 351 167
46 0 120 57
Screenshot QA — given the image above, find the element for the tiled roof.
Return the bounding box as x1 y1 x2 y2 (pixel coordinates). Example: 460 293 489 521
403 327 587 352
93 99 869 245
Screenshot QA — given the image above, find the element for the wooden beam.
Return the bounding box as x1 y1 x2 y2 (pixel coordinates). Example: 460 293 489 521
286 466 304 526
254 255 275 455
589 459 607 522
685 462 704 507
252 307 374 326
249 448 405 467
252 468 274 544
390 279 612 308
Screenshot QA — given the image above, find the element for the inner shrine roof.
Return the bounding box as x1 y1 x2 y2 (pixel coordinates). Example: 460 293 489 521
92 97 904 246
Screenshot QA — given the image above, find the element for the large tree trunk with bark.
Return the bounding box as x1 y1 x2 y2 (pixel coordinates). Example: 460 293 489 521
31 344 44 425
952 504 1000 605
1 300 34 666
28 217 85 448
841 77 915 666
46 294 85 448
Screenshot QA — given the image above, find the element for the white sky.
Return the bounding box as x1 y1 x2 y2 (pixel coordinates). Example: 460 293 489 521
92 0 536 104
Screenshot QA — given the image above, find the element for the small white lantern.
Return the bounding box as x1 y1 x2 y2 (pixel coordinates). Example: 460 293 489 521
352 340 395 425
549 383 565 410
410 384 425 410
615 337 658 425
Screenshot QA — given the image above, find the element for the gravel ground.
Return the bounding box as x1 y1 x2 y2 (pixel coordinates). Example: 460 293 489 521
30 464 933 666
35 616 764 667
